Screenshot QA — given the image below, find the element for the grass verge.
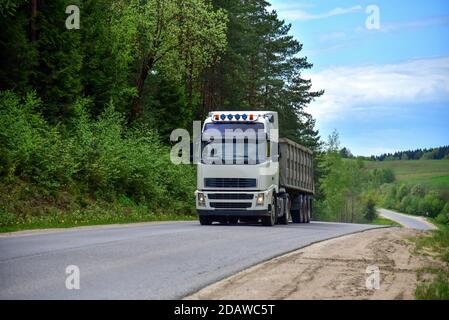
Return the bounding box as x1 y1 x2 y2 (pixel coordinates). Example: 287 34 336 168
369 216 401 226
0 213 196 233
413 219 449 300
0 180 197 234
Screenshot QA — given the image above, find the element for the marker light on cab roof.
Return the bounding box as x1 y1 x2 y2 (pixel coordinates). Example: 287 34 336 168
213 113 258 121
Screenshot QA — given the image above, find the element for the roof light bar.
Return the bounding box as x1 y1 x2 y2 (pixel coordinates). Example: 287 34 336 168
212 113 258 121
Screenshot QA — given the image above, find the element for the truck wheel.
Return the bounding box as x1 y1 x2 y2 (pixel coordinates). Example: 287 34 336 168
299 196 305 223
262 197 276 226
303 198 309 223
199 216 212 225
291 210 300 223
291 196 300 223
305 198 311 223
278 196 289 225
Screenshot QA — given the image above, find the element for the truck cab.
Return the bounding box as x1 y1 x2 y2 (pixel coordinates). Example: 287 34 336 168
195 111 314 226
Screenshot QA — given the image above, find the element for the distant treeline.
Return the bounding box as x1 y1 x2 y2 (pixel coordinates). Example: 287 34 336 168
338 146 449 161
371 146 449 161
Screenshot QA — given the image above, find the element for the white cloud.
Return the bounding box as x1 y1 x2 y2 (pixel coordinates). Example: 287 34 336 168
380 16 449 33
305 56 449 122
319 31 347 42
267 2 314 12
279 5 363 21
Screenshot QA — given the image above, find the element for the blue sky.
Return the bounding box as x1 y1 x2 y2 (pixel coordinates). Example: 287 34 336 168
269 0 449 156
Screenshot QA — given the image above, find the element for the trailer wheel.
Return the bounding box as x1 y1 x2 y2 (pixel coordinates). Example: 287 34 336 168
199 216 212 225
291 196 301 223
304 196 310 223
299 196 306 223
262 196 276 226
304 197 310 223
306 198 311 223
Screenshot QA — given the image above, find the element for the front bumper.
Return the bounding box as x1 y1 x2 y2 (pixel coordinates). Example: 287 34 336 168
195 189 274 216
197 209 270 217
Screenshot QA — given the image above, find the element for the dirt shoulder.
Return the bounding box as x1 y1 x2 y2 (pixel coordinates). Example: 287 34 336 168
186 227 439 300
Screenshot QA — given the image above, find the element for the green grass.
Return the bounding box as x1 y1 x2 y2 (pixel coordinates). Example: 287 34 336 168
365 159 449 185
364 159 449 188
0 180 197 234
0 213 196 233
413 220 449 300
368 216 401 226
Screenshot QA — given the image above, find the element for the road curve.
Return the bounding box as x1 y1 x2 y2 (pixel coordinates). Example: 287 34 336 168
0 221 383 299
379 208 436 231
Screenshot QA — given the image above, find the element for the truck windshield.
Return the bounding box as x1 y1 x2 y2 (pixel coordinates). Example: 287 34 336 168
201 123 267 165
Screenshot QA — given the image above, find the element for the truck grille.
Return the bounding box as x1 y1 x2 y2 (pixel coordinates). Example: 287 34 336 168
210 202 252 209
208 193 254 200
205 178 257 188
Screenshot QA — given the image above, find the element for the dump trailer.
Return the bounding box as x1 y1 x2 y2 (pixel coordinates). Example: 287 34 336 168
195 111 314 226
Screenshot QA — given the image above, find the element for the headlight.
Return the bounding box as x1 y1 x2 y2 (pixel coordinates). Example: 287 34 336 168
198 193 206 206
256 193 264 206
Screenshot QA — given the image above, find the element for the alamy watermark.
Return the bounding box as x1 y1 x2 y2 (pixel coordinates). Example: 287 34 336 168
170 121 279 176
65 265 80 290
365 265 380 290
65 5 80 30
366 5 381 30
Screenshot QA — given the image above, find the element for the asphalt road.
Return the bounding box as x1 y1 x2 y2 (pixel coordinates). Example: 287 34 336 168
0 221 382 299
379 208 435 231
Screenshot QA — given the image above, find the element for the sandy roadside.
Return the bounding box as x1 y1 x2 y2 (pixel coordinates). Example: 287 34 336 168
186 228 439 300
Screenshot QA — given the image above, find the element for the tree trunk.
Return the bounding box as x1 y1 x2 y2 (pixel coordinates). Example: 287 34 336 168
130 56 154 123
31 0 37 42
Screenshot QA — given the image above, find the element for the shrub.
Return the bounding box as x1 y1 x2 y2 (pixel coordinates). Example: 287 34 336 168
397 184 410 201
418 192 444 217
436 213 449 225
411 184 426 197
0 90 196 230
363 196 377 221
0 91 77 187
441 202 449 224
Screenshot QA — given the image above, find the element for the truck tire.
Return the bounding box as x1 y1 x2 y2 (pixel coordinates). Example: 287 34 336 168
304 197 310 223
199 216 212 225
278 195 289 225
262 197 276 226
291 210 300 223
300 196 307 223
307 198 312 223
291 195 300 223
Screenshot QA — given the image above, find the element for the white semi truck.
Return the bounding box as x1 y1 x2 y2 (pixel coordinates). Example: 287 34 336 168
195 111 314 226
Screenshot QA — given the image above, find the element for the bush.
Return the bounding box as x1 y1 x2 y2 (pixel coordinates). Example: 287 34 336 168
397 184 410 201
440 202 449 225
69 103 196 213
0 90 196 230
0 90 77 187
411 184 426 197
436 213 449 225
418 192 444 217
363 196 377 221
